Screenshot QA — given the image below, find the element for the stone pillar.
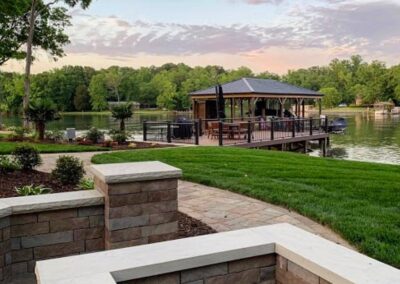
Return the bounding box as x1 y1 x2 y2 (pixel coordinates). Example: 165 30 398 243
91 161 182 250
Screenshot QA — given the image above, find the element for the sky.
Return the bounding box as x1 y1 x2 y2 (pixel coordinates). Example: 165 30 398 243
3 0 400 74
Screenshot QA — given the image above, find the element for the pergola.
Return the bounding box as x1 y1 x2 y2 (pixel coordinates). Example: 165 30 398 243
190 77 324 121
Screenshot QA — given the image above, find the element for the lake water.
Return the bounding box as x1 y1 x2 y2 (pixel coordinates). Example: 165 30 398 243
1 111 400 165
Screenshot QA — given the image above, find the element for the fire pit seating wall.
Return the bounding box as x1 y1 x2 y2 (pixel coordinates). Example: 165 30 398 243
0 161 181 283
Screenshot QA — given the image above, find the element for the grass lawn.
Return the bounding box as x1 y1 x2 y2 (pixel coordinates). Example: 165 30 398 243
0 141 108 154
92 147 400 267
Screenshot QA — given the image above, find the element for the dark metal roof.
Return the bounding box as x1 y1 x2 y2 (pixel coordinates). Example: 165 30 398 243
190 78 323 97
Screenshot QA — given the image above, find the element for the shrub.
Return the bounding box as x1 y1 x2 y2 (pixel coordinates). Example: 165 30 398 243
8 126 30 141
12 145 42 170
15 184 52 196
52 156 85 185
77 178 94 190
109 129 128 145
85 127 104 144
0 156 21 173
45 130 65 141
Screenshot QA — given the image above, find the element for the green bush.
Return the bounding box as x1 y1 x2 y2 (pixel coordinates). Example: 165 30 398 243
52 156 85 185
86 127 103 144
15 184 52 196
12 145 42 170
8 127 31 141
109 129 128 145
45 130 65 141
77 178 94 190
0 156 21 173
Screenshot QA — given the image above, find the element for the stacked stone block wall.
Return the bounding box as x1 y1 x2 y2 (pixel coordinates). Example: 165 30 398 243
0 205 104 283
276 255 331 284
119 254 334 284
120 254 277 284
95 177 178 250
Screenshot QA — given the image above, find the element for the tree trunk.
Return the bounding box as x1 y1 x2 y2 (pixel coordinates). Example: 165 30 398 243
23 0 37 128
37 121 45 141
120 119 125 131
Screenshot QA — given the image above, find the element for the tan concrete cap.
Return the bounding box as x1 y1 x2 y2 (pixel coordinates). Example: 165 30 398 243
35 223 400 284
0 190 104 217
90 161 182 184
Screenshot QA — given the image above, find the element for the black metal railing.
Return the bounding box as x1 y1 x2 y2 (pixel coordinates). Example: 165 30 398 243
143 120 200 145
143 117 327 146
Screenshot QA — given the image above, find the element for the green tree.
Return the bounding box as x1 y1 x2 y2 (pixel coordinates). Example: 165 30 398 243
0 0 30 65
21 0 92 126
111 103 133 131
73 84 91 111
320 87 341 108
105 67 122 102
26 98 59 140
89 73 108 111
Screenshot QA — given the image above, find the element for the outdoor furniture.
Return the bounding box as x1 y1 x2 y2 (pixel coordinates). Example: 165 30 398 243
207 122 220 139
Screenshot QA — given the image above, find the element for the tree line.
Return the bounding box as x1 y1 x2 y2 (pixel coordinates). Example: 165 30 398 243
1 55 400 113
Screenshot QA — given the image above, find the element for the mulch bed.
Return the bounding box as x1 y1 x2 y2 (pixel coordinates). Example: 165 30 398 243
107 141 175 150
0 170 76 198
178 212 216 238
0 170 217 238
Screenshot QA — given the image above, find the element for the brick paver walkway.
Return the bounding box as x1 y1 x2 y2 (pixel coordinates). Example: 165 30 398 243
39 152 352 249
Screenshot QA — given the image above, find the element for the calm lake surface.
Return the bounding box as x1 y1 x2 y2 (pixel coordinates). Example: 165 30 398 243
1 111 400 165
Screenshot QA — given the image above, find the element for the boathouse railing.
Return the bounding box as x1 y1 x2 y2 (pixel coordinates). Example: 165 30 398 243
143 117 328 146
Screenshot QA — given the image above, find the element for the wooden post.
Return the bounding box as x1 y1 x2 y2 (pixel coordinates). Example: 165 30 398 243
194 120 200 145
324 116 329 132
218 121 223 146
247 121 252 143
310 118 313 135
230 98 234 122
143 120 147 141
167 121 171 143
240 99 244 120
318 99 322 116
302 99 305 118
292 118 296 138
271 120 275 140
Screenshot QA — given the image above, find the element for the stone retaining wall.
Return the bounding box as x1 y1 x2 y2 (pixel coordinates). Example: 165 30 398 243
0 205 105 282
120 254 332 284
0 161 182 283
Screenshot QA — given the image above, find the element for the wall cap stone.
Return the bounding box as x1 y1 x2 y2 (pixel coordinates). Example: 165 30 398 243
90 161 182 184
35 223 400 284
0 190 104 217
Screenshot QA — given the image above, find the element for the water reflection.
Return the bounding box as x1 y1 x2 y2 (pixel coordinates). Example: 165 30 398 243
314 112 400 164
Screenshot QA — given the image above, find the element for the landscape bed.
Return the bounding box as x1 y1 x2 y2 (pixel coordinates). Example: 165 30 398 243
92 146 400 268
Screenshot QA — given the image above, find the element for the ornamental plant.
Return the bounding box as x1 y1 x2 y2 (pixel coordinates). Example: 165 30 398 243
12 145 42 170
52 156 85 185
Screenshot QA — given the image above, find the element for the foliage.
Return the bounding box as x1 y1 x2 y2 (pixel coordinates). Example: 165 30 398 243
8 126 31 141
109 129 128 144
2 56 400 112
110 102 133 131
12 145 42 170
0 141 108 155
89 73 109 111
92 147 400 268
45 129 64 141
320 87 342 108
85 127 103 144
52 155 85 185
76 178 94 190
73 84 91 111
25 98 59 140
15 184 52 196
0 156 21 173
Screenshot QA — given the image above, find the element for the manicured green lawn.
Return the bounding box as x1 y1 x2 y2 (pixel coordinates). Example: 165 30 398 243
0 141 108 154
92 147 400 267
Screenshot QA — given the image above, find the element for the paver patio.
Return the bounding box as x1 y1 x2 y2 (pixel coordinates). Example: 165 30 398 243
39 152 352 249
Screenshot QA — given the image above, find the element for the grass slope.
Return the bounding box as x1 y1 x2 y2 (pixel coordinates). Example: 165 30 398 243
92 147 400 267
0 141 107 154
